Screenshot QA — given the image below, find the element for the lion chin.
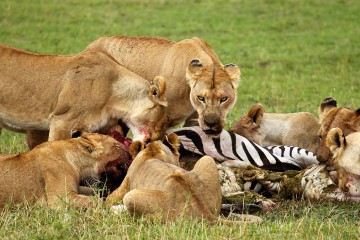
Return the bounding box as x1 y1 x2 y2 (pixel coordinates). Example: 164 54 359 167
203 129 222 136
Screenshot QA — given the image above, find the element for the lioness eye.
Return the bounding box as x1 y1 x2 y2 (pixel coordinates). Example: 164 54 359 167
220 97 228 103
197 96 205 102
86 146 93 153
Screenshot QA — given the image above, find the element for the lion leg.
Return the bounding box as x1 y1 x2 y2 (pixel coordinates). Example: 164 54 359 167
26 130 49 149
123 189 174 221
45 191 94 208
183 111 199 127
48 122 72 141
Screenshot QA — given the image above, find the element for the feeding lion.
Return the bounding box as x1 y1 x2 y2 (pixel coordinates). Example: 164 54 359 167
316 97 360 163
0 131 129 208
106 133 262 223
0 43 168 149
86 36 240 135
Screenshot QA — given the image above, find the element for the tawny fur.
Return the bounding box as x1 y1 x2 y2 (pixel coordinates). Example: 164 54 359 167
230 103 319 152
0 43 168 148
326 128 360 198
106 133 261 224
316 97 360 163
86 36 240 134
0 132 126 208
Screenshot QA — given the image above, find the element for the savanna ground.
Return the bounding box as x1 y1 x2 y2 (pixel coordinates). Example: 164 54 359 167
0 0 359 239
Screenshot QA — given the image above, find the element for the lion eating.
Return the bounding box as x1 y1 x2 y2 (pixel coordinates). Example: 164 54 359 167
106 133 262 223
0 43 168 149
316 97 360 163
0 131 128 208
86 36 240 135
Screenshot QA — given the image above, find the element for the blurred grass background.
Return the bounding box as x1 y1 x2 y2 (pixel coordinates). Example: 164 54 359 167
0 0 359 238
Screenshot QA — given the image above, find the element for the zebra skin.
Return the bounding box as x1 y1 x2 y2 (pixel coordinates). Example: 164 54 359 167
169 127 349 204
171 126 318 172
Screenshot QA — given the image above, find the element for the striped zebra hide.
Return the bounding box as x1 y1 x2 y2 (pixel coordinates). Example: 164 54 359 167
171 126 319 172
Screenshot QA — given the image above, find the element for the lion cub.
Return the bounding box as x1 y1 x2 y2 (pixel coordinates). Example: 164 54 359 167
316 97 360 163
106 133 261 223
230 103 319 152
0 131 126 208
326 128 360 201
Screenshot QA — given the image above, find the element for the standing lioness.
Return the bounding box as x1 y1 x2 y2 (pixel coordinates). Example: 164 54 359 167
86 36 240 134
0 131 126 208
0 44 168 148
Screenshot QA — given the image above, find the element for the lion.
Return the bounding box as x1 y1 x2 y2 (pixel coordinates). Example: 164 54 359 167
316 97 360 163
0 43 168 149
0 131 128 208
229 103 320 152
326 128 360 201
106 133 262 224
86 36 240 135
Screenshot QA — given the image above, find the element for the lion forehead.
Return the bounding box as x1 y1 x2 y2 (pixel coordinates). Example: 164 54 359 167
336 138 360 177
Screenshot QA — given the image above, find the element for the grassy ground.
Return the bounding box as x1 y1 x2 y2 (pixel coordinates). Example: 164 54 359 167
0 0 359 239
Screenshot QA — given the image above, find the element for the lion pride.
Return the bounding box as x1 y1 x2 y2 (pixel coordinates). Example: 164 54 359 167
86 36 240 135
0 43 168 148
316 97 360 163
0 131 127 208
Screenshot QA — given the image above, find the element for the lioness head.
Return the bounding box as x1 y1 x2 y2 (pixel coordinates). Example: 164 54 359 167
316 97 360 163
70 130 128 177
229 103 264 144
186 59 240 135
124 76 169 142
129 133 180 166
326 128 360 197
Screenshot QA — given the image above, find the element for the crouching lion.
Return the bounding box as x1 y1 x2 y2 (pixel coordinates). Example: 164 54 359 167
0 43 168 149
230 103 320 152
86 36 240 135
106 133 262 224
0 131 128 208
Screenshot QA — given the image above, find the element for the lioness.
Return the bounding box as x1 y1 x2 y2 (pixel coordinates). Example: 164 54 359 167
316 97 360 163
86 36 240 134
326 128 360 201
0 131 127 208
106 133 261 223
230 103 320 152
0 43 168 149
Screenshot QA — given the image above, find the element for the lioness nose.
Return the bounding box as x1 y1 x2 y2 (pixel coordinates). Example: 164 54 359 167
204 115 220 127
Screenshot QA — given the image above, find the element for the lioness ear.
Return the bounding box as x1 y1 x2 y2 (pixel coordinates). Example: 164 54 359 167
318 97 337 122
77 137 101 155
186 59 203 88
326 127 346 159
248 103 264 126
129 141 145 159
163 133 180 156
224 63 240 89
149 76 167 107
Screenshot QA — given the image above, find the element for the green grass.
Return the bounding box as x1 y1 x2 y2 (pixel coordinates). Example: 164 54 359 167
0 0 360 238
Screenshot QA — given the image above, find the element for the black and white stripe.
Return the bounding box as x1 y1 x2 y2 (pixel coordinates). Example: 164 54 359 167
171 126 318 171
